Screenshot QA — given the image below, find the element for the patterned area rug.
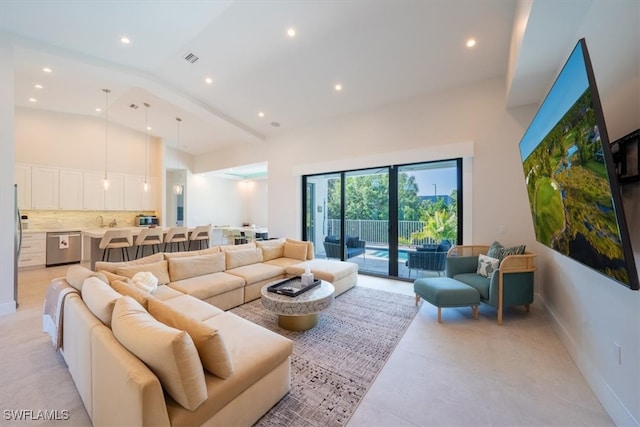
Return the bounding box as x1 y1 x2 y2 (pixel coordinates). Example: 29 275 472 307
229 286 417 427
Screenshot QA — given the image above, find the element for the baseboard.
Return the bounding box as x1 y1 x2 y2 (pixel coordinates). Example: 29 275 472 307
538 294 638 427
0 300 17 316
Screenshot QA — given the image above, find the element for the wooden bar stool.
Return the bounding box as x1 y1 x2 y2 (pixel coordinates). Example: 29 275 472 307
134 228 164 259
164 227 189 252
99 229 133 262
189 225 211 251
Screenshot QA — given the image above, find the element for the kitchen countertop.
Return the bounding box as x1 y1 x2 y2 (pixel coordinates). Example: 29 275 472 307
22 228 86 234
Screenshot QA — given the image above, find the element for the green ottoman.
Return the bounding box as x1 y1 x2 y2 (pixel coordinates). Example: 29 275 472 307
414 277 480 323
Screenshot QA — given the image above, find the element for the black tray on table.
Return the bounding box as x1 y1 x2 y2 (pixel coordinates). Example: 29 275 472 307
267 276 321 297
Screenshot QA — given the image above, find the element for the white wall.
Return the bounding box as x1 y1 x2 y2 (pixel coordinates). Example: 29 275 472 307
536 2 640 425
0 40 16 315
15 108 163 180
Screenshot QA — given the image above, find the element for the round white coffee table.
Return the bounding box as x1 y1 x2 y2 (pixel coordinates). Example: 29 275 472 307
261 280 335 331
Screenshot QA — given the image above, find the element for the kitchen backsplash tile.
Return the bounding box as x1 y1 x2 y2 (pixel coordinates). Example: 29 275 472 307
21 210 156 230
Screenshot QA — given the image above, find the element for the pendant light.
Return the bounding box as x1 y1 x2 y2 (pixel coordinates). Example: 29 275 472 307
173 117 183 195
102 89 111 190
143 102 150 192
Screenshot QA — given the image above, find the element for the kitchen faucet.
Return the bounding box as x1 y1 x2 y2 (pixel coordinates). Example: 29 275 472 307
96 215 104 228
109 219 118 228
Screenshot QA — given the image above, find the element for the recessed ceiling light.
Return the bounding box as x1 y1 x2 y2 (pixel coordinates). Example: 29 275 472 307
34 84 43 89
28 98 37 102
42 67 52 73
146 126 152 131
120 36 131 44
205 77 213 85
258 111 265 118
287 27 296 37
96 107 102 112
466 38 477 48
334 83 343 92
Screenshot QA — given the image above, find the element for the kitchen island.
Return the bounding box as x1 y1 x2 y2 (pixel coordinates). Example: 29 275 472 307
82 227 200 270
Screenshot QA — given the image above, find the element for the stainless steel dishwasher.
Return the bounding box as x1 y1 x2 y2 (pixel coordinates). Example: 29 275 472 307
46 231 82 267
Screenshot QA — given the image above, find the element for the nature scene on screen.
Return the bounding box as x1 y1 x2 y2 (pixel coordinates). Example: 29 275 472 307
521 84 632 287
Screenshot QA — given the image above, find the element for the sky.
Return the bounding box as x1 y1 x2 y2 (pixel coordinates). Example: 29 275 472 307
518 40 590 160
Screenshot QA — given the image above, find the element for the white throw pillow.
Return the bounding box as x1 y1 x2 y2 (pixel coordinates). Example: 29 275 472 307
477 254 500 278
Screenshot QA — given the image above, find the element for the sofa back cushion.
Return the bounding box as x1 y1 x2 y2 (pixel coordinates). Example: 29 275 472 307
164 246 221 259
115 260 170 286
111 297 207 411
283 242 308 261
66 265 108 291
261 243 284 261
286 238 315 260
81 276 121 327
168 253 226 282
221 242 257 252
111 279 151 310
225 248 264 270
95 252 163 273
147 298 234 379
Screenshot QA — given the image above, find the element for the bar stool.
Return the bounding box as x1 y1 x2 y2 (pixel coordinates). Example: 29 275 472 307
99 229 134 262
134 228 164 259
189 225 211 251
164 227 189 252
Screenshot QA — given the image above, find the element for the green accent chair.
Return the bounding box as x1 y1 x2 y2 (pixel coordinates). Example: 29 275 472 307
445 245 536 325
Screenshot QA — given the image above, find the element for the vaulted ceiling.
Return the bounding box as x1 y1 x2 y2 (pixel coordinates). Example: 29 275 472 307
1 0 634 159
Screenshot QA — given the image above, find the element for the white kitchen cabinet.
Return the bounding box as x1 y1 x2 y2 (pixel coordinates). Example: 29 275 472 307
124 175 142 211
59 168 84 210
18 232 46 268
104 173 124 210
83 171 105 210
15 163 31 210
31 166 59 210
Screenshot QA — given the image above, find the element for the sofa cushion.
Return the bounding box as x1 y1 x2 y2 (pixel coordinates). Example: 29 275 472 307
221 242 257 252
453 273 491 300
477 254 500 278
285 238 314 260
324 235 340 244
225 263 286 286
111 297 207 411
159 294 224 321
148 298 234 379
95 252 163 273
81 276 121 327
260 244 284 261
168 253 226 282
225 248 263 270
169 272 245 301
286 259 357 283
115 260 170 286
345 236 360 248
283 242 307 261
264 257 305 269
97 269 130 285
164 246 221 259
111 279 151 310
66 265 108 291
152 285 186 301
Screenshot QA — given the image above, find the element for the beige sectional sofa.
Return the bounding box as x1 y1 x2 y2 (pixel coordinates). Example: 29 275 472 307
55 238 358 426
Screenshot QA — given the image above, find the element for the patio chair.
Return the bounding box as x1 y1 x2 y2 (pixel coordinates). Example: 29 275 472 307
406 240 451 277
323 235 366 260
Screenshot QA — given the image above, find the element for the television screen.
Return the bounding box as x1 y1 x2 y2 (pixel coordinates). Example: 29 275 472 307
518 38 639 290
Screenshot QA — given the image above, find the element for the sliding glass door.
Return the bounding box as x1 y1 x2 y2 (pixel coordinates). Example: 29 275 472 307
303 159 461 280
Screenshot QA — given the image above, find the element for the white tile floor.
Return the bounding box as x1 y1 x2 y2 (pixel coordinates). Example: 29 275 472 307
350 275 614 427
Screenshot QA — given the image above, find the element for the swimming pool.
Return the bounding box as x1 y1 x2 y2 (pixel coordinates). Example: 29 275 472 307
368 248 409 262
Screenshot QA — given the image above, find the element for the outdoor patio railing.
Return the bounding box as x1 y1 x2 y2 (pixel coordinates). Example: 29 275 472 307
327 219 437 246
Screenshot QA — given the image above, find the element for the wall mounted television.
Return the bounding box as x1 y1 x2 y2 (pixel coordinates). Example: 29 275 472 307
518 38 639 290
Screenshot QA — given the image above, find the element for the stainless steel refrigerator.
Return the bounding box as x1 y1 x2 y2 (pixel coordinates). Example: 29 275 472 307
14 184 22 307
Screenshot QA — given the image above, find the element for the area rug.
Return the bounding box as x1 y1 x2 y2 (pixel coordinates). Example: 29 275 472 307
229 285 417 427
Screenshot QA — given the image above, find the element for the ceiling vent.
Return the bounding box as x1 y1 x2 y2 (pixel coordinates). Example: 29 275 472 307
129 103 139 109
184 52 199 64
